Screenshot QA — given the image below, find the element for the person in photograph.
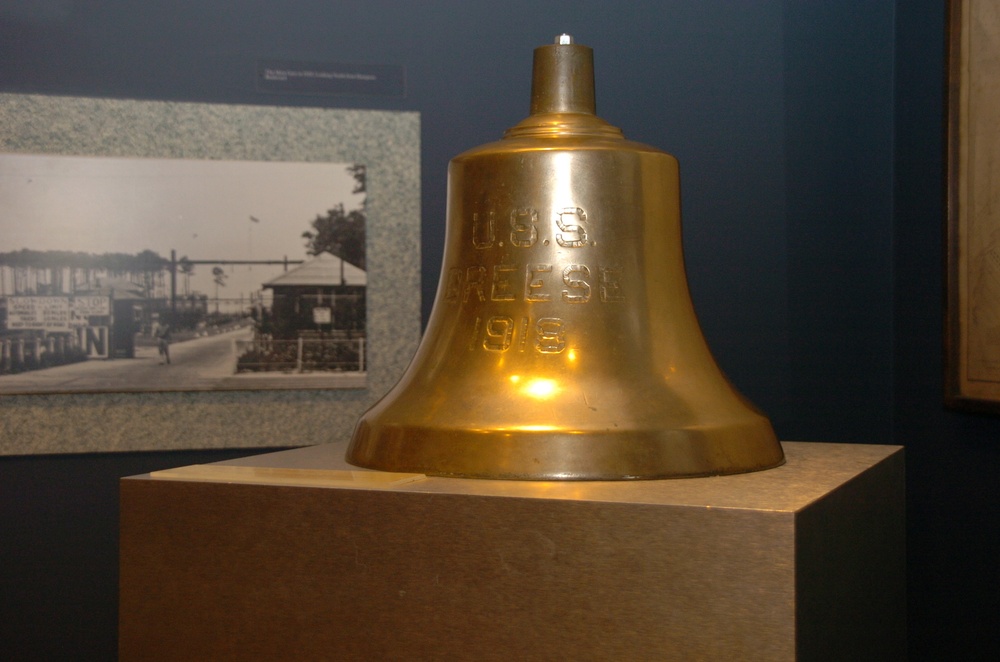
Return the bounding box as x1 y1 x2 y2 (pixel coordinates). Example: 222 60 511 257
152 316 172 365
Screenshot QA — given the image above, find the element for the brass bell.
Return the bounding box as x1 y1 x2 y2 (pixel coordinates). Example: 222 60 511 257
347 35 784 479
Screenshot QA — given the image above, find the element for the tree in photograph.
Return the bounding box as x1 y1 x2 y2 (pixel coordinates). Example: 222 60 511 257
0 248 169 295
301 164 367 268
212 266 227 314
348 164 366 196
301 203 366 270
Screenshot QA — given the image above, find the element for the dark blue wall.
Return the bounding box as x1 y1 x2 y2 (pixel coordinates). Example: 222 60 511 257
894 0 1000 658
783 2 896 442
0 1 991 659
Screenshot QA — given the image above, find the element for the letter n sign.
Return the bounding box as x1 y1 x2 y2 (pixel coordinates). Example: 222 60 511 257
77 326 110 359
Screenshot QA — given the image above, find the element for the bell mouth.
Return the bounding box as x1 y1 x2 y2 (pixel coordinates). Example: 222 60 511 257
348 417 784 481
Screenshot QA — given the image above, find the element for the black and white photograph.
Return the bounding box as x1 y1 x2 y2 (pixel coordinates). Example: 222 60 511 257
0 153 368 394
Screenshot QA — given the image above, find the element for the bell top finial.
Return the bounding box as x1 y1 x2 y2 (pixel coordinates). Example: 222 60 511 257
529 35 595 115
505 36 622 138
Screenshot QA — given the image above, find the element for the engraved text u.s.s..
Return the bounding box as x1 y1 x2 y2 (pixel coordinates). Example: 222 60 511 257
445 205 625 355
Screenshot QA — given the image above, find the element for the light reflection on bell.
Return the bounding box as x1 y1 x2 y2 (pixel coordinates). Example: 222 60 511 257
346 35 784 479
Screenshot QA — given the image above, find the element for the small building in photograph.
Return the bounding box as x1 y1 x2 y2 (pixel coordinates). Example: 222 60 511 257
262 252 366 339
71 278 147 359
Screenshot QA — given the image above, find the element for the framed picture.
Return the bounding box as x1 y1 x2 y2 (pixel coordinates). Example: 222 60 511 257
0 93 420 454
1 154 370 394
945 0 1000 413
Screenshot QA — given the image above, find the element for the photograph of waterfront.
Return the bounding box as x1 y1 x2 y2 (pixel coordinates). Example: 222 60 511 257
0 153 368 393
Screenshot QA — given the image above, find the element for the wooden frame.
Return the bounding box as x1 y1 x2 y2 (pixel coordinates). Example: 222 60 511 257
945 0 1000 412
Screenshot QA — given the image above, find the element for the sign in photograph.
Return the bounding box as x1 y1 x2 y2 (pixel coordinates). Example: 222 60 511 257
71 296 111 320
5 295 110 331
7 296 71 331
76 326 110 358
312 307 332 325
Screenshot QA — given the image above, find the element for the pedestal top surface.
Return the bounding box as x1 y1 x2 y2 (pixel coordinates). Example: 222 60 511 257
129 441 902 514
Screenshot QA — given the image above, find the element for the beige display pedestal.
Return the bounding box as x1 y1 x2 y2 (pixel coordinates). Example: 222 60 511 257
119 441 904 661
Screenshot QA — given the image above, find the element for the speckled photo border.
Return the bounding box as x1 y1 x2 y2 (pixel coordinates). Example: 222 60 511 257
0 94 421 455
